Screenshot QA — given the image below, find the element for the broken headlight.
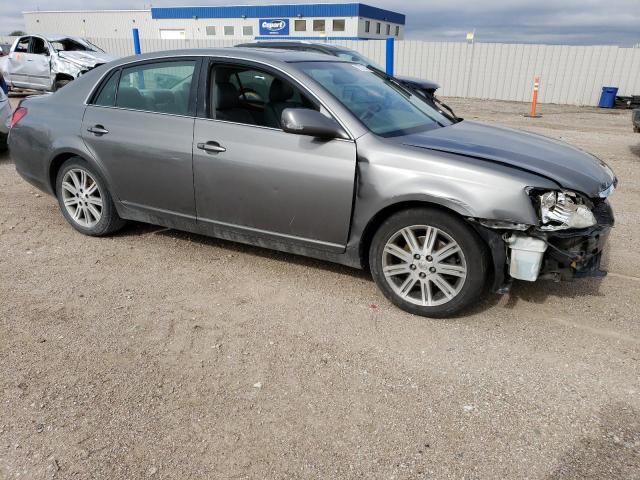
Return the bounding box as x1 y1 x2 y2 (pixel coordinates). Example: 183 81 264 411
536 190 596 231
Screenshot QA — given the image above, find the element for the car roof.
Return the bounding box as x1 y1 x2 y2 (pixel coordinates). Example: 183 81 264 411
238 41 343 52
21 34 88 43
109 47 350 67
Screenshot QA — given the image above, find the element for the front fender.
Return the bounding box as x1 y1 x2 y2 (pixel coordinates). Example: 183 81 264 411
342 132 558 268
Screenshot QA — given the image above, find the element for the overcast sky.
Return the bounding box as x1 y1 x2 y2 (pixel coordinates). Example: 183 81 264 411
1 0 639 45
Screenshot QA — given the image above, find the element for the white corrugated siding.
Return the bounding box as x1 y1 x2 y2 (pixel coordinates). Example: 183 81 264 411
3 34 639 106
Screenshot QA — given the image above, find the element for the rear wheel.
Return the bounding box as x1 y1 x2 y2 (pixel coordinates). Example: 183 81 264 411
55 158 125 236
369 208 488 318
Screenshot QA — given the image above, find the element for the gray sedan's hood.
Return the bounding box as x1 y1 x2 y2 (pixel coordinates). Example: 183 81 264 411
398 120 616 197
58 50 115 67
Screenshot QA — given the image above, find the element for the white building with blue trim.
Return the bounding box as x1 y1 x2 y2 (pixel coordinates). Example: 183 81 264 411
23 3 406 41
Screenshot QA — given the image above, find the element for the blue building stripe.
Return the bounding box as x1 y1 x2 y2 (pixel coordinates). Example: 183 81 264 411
151 3 405 25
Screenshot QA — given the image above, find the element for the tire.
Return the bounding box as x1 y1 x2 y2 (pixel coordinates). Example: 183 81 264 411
369 207 488 318
0 133 7 152
55 157 126 236
53 79 71 91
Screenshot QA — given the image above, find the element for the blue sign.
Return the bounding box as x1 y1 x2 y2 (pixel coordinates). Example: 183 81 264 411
259 18 289 36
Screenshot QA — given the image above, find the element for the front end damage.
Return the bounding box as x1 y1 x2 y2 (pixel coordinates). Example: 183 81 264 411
471 193 615 293
51 51 109 82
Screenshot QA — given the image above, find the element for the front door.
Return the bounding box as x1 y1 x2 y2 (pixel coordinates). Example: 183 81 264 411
192 61 357 251
82 59 199 221
26 37 53 89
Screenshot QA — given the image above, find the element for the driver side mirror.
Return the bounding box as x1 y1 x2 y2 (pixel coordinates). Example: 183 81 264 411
281 108 349 140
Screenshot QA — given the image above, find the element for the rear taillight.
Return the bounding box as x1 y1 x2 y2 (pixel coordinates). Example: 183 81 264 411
11 107 27 128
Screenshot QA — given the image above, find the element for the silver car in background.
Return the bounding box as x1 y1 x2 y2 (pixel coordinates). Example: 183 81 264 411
3 35 115 92
9 48 616 317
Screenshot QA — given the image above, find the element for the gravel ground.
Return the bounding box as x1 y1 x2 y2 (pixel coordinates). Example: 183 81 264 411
1 96 639 479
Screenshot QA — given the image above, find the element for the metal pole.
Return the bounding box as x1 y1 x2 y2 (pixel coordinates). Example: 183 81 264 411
132 28 141 55
386 37 395 76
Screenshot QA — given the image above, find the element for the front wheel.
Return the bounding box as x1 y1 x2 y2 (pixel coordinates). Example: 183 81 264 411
369 208 488 318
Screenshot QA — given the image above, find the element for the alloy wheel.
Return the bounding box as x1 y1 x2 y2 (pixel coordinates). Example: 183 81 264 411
382 225 467 307
61 168 103 228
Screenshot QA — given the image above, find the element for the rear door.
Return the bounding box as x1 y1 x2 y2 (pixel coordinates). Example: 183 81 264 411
192 59 357 251
7 37 32 87
82 58 200 223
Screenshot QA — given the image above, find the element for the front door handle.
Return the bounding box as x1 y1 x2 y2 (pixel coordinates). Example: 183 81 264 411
87 125 109 135
197 141 226 154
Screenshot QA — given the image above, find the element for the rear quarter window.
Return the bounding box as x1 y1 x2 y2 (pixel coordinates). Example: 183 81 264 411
93 70 120 107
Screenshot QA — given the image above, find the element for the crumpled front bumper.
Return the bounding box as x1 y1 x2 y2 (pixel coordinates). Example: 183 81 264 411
473 199 614 292
539 200 614 281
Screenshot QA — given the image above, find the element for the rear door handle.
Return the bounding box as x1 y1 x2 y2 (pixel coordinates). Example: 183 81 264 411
87 125 109 135
197 141 226 154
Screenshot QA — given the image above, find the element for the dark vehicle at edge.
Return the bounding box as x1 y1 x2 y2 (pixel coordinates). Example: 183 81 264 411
236 41 441 100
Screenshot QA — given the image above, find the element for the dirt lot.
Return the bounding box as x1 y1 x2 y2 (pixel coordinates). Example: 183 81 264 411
1 96 639 480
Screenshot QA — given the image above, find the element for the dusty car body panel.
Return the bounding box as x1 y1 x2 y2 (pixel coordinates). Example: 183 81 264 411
4 35 116 92
9 48 616 288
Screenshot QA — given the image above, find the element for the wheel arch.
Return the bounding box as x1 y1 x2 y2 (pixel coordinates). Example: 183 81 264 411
47 149 113 198
54 72 75 82
357 200 500 291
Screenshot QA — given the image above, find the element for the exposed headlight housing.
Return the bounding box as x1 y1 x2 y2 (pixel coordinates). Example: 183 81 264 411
536 190 597 231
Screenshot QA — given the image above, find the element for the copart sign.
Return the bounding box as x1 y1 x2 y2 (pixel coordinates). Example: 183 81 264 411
259 19 289 36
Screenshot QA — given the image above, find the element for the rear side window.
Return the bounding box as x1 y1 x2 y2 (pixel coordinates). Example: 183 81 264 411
93 70 120 107
14 37 30 53
116 61 196 115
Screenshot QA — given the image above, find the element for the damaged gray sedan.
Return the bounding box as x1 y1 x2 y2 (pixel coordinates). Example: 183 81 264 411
3 35 115 92
9 48 616 317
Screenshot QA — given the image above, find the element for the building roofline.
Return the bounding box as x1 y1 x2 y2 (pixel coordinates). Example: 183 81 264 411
23 9 150 14
151 3 405 25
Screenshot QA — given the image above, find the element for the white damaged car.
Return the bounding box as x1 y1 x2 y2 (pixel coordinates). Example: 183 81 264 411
3 35 116 92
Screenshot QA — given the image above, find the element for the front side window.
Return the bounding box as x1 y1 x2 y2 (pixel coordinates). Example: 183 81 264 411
116 61 196 115
50 38 98 52
206 26 216 36
30 37 49 55
365 21 370 33
333 19 345 32
210 65 316 129
313 20 325 32
376 23 381 34
297 61 453 137
395 26 400 36
386 24 391 35
295 19 306 31
224 26 234 36
243 26 253 36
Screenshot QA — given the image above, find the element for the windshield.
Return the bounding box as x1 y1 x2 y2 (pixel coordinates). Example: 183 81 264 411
297 61 454 137
334 48 383 70
50 38 102 53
